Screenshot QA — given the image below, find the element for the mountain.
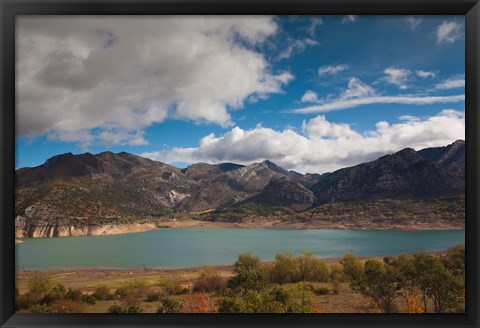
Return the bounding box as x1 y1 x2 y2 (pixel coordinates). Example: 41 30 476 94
418 139 465 179
243 176 315 211
310 140 465 205
15 140 465 237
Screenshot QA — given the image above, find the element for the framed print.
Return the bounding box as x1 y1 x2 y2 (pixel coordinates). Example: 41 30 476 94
1 0 479 327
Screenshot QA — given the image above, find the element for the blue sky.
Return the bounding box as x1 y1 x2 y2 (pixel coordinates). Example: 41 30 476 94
16 15 465 173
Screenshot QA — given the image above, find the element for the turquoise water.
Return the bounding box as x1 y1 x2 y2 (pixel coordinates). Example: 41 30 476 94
15 228 465 270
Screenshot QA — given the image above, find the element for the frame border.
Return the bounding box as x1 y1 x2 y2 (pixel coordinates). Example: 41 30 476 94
1 1 479 327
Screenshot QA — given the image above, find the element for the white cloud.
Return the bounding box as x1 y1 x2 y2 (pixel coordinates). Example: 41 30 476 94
383 66 410 89
342 15 357 23
436 21 463 44
17 16 291 146
416 70 436 78
142 109 464 174
307 17 323 36
293 94 464 114
291 78 464 114
398 115 421 122
301 90 318 103
341 78 376 99
435 76 465 90
318 64 349 76
406 16 422 31
277 38 319 60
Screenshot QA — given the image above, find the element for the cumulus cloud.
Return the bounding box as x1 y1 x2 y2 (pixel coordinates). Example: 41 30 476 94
142 109 464 174
416 70 436 78
300 90 318 103
342 15 357 23
318 64 349 76
17 16 292 146
406 16 423 31
435 76 465 90
436 21 463 44
292 78 464 114
383 66 410 89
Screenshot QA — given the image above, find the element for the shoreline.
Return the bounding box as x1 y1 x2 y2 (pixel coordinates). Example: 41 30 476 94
15 250 451 294
16 219 465 241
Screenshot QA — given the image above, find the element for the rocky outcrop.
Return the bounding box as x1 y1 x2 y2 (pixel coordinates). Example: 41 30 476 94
15 215 157 238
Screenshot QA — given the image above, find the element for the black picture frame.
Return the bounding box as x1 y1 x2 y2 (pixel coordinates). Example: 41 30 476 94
1 1 479 327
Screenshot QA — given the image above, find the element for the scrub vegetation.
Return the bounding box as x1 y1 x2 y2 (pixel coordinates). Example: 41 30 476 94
15 246 465 314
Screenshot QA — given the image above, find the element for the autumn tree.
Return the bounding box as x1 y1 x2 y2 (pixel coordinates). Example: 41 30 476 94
350 260 401 313
227 252 269 293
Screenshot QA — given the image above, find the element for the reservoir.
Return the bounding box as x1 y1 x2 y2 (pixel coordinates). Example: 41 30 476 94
16 228 465 270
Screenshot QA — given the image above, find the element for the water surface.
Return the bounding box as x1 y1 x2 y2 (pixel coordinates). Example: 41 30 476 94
16 228 465 270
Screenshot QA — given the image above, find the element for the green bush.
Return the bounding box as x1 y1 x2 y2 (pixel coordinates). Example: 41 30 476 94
193 269 226 292
295 252 329 282
156 296 184 313
115 280 149 298
227 252 269 293
314 287 330 295
27 273 52 302
29 303 51 313
270 252 297 284
145 292 161 302
107 303 143 314
65 288 83 301
217 296 243 313
164 281 188 295
82 294 96 305
93 286 112 301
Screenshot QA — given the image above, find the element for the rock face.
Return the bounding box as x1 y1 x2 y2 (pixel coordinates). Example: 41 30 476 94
15 140 465 237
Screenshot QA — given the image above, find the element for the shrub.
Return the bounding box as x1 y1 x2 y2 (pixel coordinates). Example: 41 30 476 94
341 252 364 281
350 260 400 313
65 288 83 301
270 252 297 284
93 286 112 301
314 287 330 295
107 303 143 314
156 296 184 313
145 292 161 302
27 272 51 302
193 268 226 292
217 296 243 313
228 252 269 293
51 284 67 300
285 282 316 313
50 300 86 313
295 252 329 282
442 245 465 282
82 294 96 305
115 280 150 298
414 253 464 313
29 303 51 313
164 281 188 295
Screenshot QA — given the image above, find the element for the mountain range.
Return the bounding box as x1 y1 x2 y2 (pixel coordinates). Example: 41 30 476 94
15 140 465 237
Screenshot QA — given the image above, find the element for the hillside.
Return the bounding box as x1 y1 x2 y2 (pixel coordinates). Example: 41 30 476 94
15 140 465 237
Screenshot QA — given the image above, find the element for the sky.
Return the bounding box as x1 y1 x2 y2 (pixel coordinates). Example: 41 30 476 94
16 15 465 174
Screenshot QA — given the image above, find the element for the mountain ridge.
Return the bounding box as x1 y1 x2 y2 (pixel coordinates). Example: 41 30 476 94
15 140 465 237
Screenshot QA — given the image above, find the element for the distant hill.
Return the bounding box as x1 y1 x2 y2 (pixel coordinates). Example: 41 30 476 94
15 140 465 236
